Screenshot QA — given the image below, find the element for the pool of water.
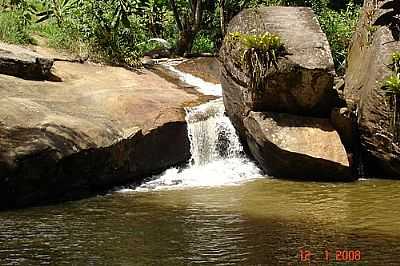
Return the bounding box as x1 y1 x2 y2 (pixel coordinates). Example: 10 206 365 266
1 178 399 265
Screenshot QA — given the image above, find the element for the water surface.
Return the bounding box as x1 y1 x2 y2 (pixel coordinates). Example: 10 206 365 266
0 178 399 265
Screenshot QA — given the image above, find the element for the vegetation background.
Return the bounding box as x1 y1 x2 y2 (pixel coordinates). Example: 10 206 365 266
0 0 362 73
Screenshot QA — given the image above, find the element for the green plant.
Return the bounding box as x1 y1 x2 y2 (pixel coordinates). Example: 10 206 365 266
383 73 400 95
36 0 78 25
192 33 215 53
382 52 400 141
391 51 400 72
0 10 34 44
228 31 285 92
318 2 360 74
366 24 378 44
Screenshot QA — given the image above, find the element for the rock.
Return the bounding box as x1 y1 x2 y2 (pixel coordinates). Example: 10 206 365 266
176 57 221 84
0 59 202 209
243 112 351 180
0 42 54 80
220 7 337 137
330 107 355 151
141 56 155 68
144 48 172 59
344 0 400 177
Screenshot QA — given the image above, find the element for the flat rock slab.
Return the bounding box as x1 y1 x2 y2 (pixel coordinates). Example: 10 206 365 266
0 42 54 80
0 58 201 209
244 112 351 180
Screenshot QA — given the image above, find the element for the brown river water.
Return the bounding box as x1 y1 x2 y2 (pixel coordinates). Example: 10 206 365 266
0 178 399 265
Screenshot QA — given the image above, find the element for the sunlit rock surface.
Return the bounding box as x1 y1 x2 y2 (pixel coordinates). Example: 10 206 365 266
244 112 351 180
0 54 204 209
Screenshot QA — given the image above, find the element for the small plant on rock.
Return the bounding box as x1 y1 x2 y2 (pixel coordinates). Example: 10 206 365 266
228 31 285 92
382 73 400 95
391 51 400 72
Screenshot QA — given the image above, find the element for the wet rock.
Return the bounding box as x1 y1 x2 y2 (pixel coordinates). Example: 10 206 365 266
244 112 351 180
344 0 400 177
0 42 54 80
220 7 337 138
0 60 200 209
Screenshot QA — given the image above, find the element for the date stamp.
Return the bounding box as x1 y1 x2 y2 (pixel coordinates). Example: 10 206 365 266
299 248 362 263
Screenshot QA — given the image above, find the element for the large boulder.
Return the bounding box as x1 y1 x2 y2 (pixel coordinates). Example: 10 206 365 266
0 42 54 80
220 6 350 180
0 59 202 209
244 112 351 180
220 7 337 138
344 0 400 177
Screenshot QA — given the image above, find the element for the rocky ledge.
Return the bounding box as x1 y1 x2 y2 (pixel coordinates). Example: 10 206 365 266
0 45 202 209
220 7 352 180
0 42 54 80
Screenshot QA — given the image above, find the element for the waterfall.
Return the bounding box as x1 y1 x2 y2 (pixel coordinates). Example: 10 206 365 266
117 63 262 192
186 99 243 165
133 99 262 191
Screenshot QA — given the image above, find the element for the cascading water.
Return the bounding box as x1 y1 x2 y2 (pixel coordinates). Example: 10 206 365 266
186 99 243 165
120 63 262 192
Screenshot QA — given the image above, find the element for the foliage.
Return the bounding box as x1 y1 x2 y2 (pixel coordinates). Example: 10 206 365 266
32 18 84 52
192 33 215 53
74 0 148 66
383 74 400 95
36 0 77 25
229 31 285 91
383 52 400 95
318 2 360 74
0 10 34 44
391 51 400 72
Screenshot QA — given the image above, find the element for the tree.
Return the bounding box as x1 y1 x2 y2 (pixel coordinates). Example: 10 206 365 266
169 0 204 55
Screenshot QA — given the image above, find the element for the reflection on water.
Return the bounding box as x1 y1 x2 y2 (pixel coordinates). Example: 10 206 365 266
0 178 400 265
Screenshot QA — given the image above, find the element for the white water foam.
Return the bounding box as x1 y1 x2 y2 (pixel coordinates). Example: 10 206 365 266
162 63 222 96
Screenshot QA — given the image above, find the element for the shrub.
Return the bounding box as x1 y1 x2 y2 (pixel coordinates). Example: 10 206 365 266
318 2 360 74
192 33 215 53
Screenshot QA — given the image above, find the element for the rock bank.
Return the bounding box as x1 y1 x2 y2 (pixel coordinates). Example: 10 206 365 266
0 46 202 209
220 7 351 180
